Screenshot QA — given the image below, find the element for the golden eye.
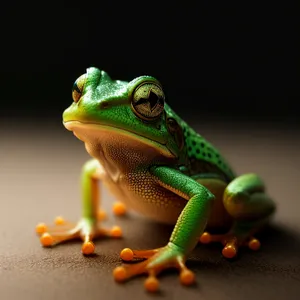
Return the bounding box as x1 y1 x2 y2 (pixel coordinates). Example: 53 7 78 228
72 74 87 103
131 82 165 120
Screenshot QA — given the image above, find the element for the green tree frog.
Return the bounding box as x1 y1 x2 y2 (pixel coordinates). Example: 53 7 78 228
36 67 276 292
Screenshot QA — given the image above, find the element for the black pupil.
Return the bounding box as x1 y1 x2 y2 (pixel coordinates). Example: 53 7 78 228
135 89 162 112
148 91 160 111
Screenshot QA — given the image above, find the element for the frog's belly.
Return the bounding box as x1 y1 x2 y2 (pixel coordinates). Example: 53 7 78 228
101 176 232 230
101 176 185 224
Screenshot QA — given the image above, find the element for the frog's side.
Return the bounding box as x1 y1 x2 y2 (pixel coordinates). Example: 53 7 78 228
36 67 276 293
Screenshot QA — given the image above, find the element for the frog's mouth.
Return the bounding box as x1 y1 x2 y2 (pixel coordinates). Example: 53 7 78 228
63 120 175 158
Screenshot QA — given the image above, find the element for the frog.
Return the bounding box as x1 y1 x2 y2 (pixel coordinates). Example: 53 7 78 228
35 67 276 292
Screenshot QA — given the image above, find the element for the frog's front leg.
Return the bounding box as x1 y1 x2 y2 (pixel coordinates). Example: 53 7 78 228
113 166 215 292
200 173 276 258
35 159 122 255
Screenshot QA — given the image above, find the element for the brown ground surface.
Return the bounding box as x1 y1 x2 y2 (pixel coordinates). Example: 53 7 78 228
1 119 299 300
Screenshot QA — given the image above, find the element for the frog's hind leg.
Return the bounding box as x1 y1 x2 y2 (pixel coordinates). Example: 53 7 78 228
199 173 276 258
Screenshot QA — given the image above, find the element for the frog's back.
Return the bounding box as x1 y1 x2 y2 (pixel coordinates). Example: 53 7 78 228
165 105 235 182
182 123 236 182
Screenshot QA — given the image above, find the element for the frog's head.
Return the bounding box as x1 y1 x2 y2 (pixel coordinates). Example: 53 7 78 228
63 67 185 161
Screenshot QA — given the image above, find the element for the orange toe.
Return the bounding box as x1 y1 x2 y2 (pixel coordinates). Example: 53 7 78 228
36 223 47 234
97 210 107 221
110 226 122 238
120 248 134 261
54 216 65 225
113 202 127 216
180 269 195 286
113 266 127 283
40 233 54 247
144 276 159 293
81 241 95 255
199 232 211 244
222 245 237 259
248 238 261 251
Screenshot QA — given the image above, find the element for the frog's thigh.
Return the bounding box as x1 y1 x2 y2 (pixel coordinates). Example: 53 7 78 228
223 173 276 221
194 177 232 229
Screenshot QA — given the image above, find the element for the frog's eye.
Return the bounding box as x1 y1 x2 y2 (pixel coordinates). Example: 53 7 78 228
72 74 87 103
131 82 165 120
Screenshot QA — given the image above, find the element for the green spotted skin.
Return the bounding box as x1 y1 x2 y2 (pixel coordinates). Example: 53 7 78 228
164 105 236 182
182 124 236 181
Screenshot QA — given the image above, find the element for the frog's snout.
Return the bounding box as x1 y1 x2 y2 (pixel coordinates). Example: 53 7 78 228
62 106 72 124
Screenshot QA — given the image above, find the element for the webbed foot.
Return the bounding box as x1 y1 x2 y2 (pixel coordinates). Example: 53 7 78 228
113 243 195 293
35 213 122 255
199 231 261 258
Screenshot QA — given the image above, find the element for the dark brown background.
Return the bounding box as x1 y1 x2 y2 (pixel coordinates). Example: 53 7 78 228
1 1 300 299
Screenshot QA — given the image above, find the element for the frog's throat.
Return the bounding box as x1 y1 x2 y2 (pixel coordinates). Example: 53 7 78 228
63 120 175 158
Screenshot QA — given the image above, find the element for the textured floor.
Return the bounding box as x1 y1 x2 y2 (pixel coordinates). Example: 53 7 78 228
1 119 300 300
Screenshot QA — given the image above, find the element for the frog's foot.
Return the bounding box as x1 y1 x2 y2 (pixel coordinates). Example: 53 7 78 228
199 231 261 259
113 243 195 293
35 215 122 255
112 201 127 216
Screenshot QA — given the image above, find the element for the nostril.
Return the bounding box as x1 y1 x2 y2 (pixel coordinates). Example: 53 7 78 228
100 102 109 109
